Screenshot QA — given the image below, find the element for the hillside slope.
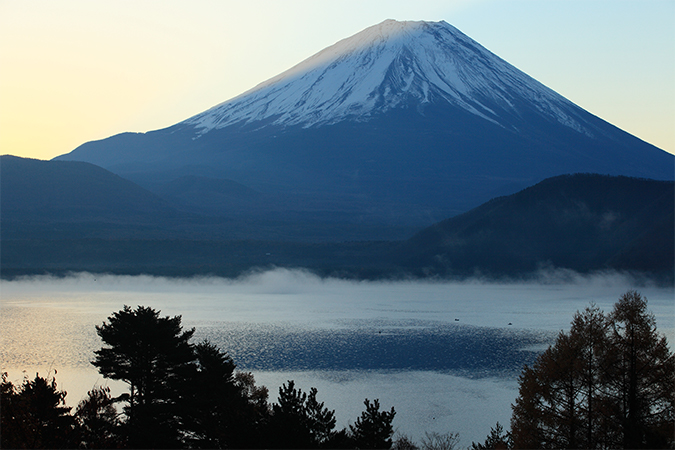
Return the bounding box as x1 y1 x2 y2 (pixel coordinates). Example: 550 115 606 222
399 174 674 279
1 155 182 239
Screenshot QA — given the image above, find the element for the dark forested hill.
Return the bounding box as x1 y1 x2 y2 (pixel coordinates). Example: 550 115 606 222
0 155 187 240
0 155 417 242
397 174 674 279
1 163 672 282
1 155 174 219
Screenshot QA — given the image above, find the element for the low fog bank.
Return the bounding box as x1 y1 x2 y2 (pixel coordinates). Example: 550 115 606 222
3 265 671 291
3 268 672 341
3 268 672 373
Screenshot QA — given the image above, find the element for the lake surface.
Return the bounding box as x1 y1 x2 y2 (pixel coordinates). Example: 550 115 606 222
1 269 673 446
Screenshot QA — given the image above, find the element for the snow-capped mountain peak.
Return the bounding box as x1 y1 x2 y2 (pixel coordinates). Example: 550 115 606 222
184 19 588 135
55 19 674 238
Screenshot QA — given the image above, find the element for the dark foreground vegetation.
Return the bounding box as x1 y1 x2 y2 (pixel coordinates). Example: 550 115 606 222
1 291 673 449
510 291 674 449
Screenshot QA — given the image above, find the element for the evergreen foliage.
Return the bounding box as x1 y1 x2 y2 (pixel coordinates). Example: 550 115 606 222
186 340 270 448
268 380 338 448
0 372 76 449
349 398 397 449
470 422 512 449
92 305 196 447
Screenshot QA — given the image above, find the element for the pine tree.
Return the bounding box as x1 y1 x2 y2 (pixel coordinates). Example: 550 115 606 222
0 372 76 449
349 398 396 449
187 340 270 449
92 305 196 447
268 380 337 448
470 422 511 449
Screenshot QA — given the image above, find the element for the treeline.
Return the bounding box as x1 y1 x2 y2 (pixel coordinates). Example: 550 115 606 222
1 291 673 449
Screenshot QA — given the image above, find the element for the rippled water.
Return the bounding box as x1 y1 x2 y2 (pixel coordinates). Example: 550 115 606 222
194 319 549 376
2 270 672 445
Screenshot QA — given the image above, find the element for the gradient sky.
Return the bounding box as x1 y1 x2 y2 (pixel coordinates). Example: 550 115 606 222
1 0 674 160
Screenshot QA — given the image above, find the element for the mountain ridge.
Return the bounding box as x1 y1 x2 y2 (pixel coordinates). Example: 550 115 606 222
0 155 174 218
2 172 671 283
400 173 674 278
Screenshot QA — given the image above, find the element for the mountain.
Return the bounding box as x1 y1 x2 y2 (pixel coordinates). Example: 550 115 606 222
0 155 181 239
0 155 175 218
398 174 674 279
55 19 674 240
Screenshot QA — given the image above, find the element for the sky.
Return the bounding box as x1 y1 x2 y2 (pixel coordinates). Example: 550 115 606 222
1 0 674 160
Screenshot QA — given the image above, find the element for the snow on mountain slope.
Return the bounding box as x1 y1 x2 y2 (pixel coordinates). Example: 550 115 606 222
185 20 590 135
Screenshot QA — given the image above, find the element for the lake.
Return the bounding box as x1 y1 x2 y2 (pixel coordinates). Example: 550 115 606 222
1 269 673 446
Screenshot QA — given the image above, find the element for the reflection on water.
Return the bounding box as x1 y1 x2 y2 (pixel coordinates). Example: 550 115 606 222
1 305 101 369
1 305 551 377
196 319 550 377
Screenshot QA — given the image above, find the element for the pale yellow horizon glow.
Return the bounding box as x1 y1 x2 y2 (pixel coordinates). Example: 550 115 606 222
1 0 673 161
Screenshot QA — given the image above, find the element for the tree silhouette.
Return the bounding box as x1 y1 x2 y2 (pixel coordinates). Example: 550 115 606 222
74 386 124 448
470 422 511 449
605 291 675 448
511 291 674 448
0 372 76 449
92 305 196 447
5 304 408 448
421 431 461 450
268 380 337 448
350 398 396 449
511 305 612 448
306 386 338 446
187 339 270 448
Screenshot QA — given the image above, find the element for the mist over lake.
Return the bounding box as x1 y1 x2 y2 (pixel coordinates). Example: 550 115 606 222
2 269 673 446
